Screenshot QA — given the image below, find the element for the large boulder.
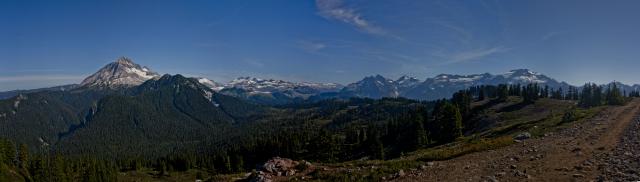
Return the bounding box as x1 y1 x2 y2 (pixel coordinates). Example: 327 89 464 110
249 157 313 182
260 157 300 174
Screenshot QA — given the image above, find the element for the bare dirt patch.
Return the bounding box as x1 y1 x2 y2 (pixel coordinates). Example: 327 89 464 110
394 99 640 181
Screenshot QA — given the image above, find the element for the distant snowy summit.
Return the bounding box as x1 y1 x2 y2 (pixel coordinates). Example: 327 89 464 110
68 57 593 104
80 57 160 88
336 69 571 100
224 77 342 94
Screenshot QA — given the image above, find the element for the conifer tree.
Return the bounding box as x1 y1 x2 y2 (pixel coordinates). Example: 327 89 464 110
452 90 472 118
543 85 549 98
0 140 4 164
366 130 385 160
478 87 486 101
223 154 232 173
3 140 16 166
233 155 244 172
29 156 46 182
52 154 68 182
17 143 29 169
606 83 625 105
410 115 428 150
433 102 463 143
497 84 509 101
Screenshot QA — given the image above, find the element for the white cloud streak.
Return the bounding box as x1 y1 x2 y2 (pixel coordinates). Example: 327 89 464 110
445 46 510 64
542 31 565 41
298 40 327 52
315 0 385 35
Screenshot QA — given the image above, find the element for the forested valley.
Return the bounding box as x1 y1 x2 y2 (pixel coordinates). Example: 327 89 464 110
0 75 631 181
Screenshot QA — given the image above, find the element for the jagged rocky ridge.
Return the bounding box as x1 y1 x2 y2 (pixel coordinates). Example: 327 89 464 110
203 69 580 104
315 69 575 101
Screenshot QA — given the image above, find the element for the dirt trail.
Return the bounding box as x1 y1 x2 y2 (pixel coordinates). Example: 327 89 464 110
395 99 640 181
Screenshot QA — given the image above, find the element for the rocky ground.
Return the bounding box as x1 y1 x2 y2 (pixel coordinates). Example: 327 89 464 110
595 115 640 181
393 99 640 181
248 157 314 182
243 99 640 182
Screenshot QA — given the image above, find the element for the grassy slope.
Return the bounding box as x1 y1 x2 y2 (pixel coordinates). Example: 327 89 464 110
305 97 605 181
120 97 605 181
0 164 26 182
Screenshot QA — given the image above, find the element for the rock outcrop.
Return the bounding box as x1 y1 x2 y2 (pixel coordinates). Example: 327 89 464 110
249 157 313 182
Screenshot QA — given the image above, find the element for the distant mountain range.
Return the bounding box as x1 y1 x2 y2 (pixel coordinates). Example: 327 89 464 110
330 69 574 101
1 56 640 166
2 57 639 104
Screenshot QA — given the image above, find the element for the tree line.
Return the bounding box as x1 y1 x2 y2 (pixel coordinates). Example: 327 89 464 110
0 82 633 181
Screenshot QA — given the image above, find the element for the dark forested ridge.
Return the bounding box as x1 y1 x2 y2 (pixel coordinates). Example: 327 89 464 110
0 74 632 181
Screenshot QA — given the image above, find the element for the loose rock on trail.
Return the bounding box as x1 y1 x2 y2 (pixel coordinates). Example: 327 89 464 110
395 99 640 181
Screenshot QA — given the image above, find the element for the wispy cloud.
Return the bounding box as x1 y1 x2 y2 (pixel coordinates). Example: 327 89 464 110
315 0 385 35
443 46 511 64
432 20 473 45
298 40 327 53
542 31 565 41
243 58 266 68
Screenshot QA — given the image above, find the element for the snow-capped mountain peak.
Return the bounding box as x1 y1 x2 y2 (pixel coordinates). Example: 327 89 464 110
225 77 341 93
396 75 421 87
80 57 160 88
501 69 547 83
504 69 540 77
431 74 487 83
197 78 225 91
342 75 399 98
396 75 419 82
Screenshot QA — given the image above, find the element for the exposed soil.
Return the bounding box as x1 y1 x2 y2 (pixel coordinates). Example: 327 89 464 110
394 99 640 181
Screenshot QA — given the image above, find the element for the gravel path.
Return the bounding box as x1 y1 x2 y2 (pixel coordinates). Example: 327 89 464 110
595 115 640 181
393 99 640 182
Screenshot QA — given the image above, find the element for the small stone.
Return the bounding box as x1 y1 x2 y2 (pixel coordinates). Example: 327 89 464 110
574 165 583 170
397 170 405 177
514 132 532 140
510 165 517 169
573 174 584 178
484 176 499 182
285 169 296 176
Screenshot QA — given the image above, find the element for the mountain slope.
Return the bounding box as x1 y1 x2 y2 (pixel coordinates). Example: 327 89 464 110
56 74 263 158
0 84 79 100
0 90 108 148
340 75 400 99
80 57 160 88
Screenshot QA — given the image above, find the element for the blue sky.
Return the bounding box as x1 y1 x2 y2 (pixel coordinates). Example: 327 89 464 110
1 0 640 91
